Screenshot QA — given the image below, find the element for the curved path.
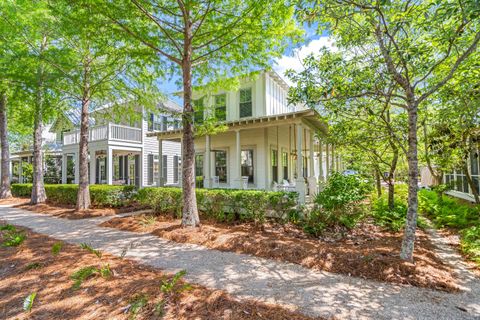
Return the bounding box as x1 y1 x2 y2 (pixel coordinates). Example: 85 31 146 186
1 205 479 320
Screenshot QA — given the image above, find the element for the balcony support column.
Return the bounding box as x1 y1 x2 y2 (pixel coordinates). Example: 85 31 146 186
61 154 67 184
89 150 96 185
107 147 113 185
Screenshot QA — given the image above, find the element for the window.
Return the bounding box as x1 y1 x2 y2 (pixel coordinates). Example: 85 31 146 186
193 98 204 124
195 154 204 177
161 116 168 131
282 152 288 180
271 149 278 183
215 151 227 183
214 94 227 121
162 155 168 184
173 155 180 183
239 88 252 118
173 120 181 129
147 154 154 185
241 149 254 183
148 113 163 131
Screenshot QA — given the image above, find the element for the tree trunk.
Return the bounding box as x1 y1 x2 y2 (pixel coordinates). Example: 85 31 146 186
463 162 480 204
387 144 399 210
0 91 11 199
181 23 200 227
375 169 382 197
400 106 419 261
76 61 91 211
423 120 442 185
31 38 47 205
31 100 47 204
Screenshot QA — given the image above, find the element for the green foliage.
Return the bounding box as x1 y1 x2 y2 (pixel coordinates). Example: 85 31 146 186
160 270 191 295
418 189 480 266
137 187 298 224
100 264 112 278
371 185 427 231
11 184 136 208
128 294 149 320
461 226 480 265
1 226 27 247
138 215 156 227
80 243 102 259
70 266 99 290
23 292 36 312
302 173 370 236
0 224 15 231
25 262 43 270
52 242 63 256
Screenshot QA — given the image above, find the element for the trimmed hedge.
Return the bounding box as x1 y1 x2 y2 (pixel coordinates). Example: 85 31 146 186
11 184 136 208
136 187 298 223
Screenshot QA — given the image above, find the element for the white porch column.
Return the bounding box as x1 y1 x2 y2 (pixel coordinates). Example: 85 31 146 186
158 139 163 186
309 131 315 178
295 124 306 203
308 130 318 196
89 150 96 185
318 140 324 182
61 154 67 184
18 161 23 183
204 135 211 188
178 138 183 187
74 153 79 184
234 129 242 189
331 144 335 173
325 143 330 179
107 147 113 185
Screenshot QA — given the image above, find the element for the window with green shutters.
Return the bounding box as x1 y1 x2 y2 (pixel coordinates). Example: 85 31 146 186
239 88 252 118
214 94 227 121
193 97 204 124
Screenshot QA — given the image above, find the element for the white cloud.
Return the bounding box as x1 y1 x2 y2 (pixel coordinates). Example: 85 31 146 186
274 36 336 85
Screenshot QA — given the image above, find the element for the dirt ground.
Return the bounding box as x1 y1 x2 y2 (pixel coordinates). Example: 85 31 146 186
101 214 460 292
0 223 321 320
0 197 142 219
436 228 480 276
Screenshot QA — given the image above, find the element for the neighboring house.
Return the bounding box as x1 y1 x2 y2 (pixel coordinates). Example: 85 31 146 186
54 101 182 188
444 148 480 203
150 70 340 203
10 127 62 184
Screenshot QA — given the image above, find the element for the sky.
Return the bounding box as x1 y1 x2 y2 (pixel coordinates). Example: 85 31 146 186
161 25 334 104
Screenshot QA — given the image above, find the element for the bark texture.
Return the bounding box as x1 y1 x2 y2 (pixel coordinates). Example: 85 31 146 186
463 161 480 204
400 107 419 261
181 21 200 227
31 42 47 205
76 61 91 211
375 169 382 197
0 92 11 199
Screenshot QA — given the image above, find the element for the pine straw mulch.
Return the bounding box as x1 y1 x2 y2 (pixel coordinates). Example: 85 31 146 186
0 223 321 320
0 197 143 219
100 214 460 293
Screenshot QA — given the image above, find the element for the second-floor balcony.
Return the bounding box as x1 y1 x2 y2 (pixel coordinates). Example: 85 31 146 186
63 123 142 146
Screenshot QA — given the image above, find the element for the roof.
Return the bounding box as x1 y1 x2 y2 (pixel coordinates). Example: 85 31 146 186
148 109 328 140
159 99 182 113
64 109 96 127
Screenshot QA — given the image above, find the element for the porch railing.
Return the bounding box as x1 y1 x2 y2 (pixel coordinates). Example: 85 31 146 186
63 123 142 145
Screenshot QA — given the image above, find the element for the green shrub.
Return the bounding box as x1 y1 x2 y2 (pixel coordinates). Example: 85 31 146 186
1 225 27 247
136 187 297 224
11 183 136 208
370 186 428 232
418 189 480 267
461 226 480 265
302 173 370 235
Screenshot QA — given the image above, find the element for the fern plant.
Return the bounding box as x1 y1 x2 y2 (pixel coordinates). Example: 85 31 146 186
2 230 26 247
80 242 102 258
128 294 149 320
52 242 63 256
70 266 99 290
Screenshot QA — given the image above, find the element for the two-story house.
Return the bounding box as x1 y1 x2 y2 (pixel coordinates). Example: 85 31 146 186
150 70 337 203
52 100 182 188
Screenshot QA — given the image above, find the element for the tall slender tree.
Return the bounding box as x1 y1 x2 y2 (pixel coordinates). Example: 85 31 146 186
290 0 479 261
95 0 300 226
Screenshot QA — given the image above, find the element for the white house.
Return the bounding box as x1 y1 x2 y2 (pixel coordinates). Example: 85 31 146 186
151 70 342 203
49 100 182 188
443 148 480 203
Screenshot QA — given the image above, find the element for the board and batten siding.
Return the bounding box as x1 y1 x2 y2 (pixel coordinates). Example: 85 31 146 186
141 117 181 186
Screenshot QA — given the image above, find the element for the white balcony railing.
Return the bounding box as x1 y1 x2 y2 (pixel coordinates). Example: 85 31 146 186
63 123 142 146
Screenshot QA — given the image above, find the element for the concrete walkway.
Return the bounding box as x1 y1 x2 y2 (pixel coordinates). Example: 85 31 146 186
1 205 479 320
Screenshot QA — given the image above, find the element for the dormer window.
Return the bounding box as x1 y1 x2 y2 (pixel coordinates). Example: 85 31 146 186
193 98 204 124
239 88 252 118
214 94 227 121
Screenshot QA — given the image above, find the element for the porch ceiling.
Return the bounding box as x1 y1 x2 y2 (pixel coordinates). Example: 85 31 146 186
148 109 328 140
